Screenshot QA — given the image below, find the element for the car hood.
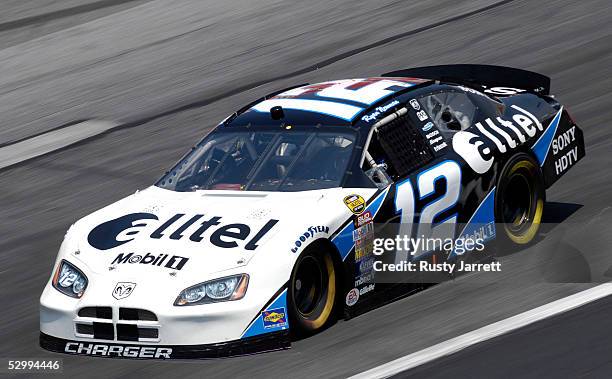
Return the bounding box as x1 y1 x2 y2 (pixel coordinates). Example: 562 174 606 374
63 186 377 280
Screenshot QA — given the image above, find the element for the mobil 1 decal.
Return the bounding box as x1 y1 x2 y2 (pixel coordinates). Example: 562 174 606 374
539 109 585 185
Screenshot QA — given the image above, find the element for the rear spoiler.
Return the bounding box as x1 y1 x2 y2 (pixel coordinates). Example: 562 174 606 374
382 64 550 95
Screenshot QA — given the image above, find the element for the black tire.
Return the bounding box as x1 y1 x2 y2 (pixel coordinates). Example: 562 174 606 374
288 246 337 335
495 152 545 245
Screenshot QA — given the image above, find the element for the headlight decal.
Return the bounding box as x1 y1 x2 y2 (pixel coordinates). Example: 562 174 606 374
52 260 88 298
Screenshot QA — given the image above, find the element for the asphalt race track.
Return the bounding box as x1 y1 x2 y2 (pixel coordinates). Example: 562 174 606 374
0 0 611 377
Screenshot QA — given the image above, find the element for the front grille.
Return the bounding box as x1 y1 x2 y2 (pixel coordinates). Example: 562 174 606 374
117 324 159 341
74 306 159 342
92 322 114 340
75 323 94 335
119 308 158 321
138 328 159 339
116 324 138 341
78 306 112 319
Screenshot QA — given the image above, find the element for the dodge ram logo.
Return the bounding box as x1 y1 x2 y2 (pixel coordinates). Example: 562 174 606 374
113 282 136 300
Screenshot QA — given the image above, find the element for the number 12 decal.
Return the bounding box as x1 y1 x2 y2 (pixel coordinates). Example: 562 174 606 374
252 79 414 121
394 160 461 260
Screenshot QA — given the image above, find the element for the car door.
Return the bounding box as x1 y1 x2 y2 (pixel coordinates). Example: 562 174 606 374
360 99 462 263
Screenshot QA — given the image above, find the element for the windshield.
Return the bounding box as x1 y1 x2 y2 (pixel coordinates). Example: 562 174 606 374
157 128 357 192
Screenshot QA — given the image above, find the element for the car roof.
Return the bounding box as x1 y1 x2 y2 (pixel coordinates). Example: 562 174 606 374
223 77 428 128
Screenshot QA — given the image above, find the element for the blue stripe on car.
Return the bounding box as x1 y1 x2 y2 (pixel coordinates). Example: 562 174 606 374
532 107 563 166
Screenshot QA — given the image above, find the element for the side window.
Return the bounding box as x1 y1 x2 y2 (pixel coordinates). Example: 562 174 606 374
361 114 435 187
419 91 477 133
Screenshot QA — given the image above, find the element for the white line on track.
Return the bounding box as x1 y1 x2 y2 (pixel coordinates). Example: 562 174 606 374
349 283 612 379
0 120 119 170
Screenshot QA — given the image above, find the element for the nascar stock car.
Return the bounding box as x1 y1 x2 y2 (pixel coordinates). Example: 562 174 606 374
40 65 585 359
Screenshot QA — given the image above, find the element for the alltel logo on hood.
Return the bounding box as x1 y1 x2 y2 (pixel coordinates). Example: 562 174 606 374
87 212 278 251
452 105 543 174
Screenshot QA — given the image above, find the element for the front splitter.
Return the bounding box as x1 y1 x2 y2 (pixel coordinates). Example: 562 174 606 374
40 331 290 359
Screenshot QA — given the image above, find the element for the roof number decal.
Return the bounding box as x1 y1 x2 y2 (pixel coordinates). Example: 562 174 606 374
251 78 416 121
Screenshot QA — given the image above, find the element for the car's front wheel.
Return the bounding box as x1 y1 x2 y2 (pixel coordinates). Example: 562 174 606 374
495 152 545 245
288 245 337 335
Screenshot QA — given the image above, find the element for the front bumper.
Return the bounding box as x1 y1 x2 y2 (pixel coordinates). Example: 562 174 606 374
40 274 291 358
40 331 289 359
40 274 288 345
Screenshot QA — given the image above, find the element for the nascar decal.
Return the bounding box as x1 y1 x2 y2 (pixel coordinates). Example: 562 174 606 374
345 283 376 307
111 252 189 271
345 288 359 306
408 97 446 152
355 235 374 262
549 125 580 175
422 121 434 132
343 194 366 214
355 272 373 287
242 289 289 338
424 129 448 152
87 213 278 251
483 86 526 96
353 210 372 228
361 100 400 122
408 97 428 122
334 188 389 261
251 78 416 121
356 256 375 285
358 284 375 296
353 210 375 288
451 188 496 258
262 308 288 329
353 222 374 242
452 105 544 174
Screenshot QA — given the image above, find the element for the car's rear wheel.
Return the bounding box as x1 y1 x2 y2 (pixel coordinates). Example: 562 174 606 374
495 152 545 245
288 246 337 335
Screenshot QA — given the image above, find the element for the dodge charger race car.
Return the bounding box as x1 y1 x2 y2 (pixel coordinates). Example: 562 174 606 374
40 65 585 359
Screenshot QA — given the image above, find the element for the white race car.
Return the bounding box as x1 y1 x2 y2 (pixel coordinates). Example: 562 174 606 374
40 67 584 359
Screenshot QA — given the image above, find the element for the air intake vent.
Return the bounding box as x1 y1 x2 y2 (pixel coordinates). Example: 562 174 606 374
138 328 159 339
92 322 114 340
78 306 112 319
75 323 94 336
119 308 158 321
117 324 159 341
